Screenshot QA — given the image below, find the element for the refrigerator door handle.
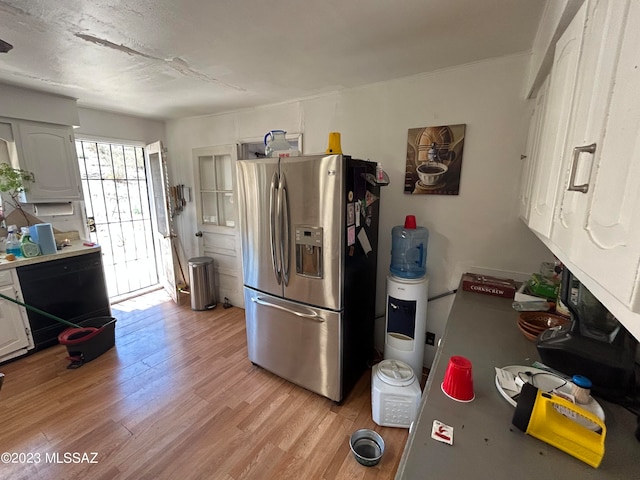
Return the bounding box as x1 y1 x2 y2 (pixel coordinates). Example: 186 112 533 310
279 172 291 286
251 296 325 322
270 171 282 284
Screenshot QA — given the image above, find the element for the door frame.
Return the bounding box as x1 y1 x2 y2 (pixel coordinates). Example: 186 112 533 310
75 135 165 301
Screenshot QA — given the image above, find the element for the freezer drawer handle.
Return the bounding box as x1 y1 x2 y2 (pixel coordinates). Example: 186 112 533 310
251 296 325 322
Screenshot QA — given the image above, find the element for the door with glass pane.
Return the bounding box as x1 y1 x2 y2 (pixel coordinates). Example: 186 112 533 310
193 145 243 307
146 141 178 303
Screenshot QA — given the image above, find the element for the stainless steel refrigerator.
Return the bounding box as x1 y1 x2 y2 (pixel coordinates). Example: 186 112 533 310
237 154 380 402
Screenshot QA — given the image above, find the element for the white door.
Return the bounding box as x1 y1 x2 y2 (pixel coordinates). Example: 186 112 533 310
192 145 243 308
146 141 178 303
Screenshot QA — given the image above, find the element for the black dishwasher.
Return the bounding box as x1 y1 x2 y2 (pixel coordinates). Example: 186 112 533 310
17 251 111 350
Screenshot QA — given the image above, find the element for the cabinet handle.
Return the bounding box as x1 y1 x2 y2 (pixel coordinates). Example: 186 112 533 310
567 143 596 193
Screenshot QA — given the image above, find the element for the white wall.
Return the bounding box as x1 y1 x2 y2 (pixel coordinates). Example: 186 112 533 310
166 53 554 368
76 108 166 145
0 83 79 126
525 0 583 97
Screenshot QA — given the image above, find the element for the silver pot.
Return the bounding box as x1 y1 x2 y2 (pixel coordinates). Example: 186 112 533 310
349 429 385 467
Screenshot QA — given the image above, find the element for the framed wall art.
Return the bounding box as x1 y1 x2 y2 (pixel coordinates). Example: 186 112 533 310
404 124 466 195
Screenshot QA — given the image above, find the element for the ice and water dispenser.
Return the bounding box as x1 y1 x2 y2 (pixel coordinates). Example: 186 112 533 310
295 226 323 278
384 215 429 380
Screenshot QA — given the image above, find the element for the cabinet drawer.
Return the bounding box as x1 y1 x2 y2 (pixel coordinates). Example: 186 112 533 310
0 270 14 287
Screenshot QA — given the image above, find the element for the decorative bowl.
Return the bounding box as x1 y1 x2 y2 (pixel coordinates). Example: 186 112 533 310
517 312 570 342
519 312 569 330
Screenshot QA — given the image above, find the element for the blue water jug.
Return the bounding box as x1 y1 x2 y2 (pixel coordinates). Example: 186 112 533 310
390 215 429 279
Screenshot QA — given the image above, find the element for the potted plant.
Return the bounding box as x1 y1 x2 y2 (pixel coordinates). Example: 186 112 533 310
0 163 35 227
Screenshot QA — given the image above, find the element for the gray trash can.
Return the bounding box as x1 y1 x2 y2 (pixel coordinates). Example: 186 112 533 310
188 256 216 310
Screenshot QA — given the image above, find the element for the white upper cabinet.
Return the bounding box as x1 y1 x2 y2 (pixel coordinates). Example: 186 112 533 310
527 3 586 238
15 121 83 202
552 0 630 253
519 74 550 223
524 0 640 326
562 1 640 311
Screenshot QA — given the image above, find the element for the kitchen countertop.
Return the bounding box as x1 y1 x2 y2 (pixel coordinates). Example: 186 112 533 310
395 284 639 479
0 240 101 271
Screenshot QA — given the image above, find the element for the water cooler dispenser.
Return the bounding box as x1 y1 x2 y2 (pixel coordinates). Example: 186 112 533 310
385 276 429 378
384 215 429 379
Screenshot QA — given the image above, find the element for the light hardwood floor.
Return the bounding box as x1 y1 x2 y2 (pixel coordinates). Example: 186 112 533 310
0 290 414 479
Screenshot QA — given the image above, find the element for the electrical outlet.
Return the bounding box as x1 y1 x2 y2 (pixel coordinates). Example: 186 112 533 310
426 332 435 346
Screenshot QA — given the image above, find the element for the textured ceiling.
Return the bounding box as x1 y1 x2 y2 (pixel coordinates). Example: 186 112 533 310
0 0 546 120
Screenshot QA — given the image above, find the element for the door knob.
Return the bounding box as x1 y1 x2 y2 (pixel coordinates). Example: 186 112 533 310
195 231 203 237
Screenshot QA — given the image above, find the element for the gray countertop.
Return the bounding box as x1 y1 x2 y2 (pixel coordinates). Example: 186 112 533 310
395 287 639 479
0 240 101 271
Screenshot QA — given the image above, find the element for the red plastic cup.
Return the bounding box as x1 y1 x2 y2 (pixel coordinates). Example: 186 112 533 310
441 355 475 402
404 215 417 229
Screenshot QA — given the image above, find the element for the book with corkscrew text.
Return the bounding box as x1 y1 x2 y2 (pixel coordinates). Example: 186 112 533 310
462 273 517 299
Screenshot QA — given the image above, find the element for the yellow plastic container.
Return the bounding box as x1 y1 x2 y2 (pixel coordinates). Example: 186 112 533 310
325 132 342 154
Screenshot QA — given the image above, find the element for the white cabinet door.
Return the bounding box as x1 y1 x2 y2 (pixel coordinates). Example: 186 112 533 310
16 121 82 202
552 0 630 255
567 1 640 310
519 75 550 223
0 283 30 361
0 121 16 143
527 3 586 238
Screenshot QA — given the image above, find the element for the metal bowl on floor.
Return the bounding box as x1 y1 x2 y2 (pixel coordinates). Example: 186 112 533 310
349 428 385 466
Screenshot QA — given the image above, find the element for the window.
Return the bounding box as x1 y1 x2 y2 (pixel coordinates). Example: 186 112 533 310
193 147 237 227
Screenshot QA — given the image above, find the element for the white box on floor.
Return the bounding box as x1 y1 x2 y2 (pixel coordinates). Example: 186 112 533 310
372 359 422 428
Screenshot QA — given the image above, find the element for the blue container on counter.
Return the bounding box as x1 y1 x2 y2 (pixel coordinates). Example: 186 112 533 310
390 215 429 279
30 223 57 255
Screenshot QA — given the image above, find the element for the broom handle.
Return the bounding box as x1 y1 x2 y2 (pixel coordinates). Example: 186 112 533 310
0 291 82 329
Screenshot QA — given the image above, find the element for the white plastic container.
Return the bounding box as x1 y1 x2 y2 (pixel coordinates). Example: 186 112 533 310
264 130 300 158
372 359 422 428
